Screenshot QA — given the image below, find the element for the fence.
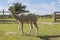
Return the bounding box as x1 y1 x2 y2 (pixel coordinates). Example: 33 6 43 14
0 9 17 23
54 12 60 22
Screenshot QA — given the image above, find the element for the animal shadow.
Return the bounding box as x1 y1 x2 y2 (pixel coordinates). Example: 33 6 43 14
37 35 60 40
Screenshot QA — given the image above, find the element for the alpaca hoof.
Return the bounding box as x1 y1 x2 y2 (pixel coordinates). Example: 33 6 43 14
20 33 24 36
27 32 30 35
35 34 38 36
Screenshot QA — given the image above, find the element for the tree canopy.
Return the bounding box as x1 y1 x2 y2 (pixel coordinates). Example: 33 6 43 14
13 3 26 12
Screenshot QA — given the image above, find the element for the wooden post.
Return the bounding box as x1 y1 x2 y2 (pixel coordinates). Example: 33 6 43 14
54 12 60 22
2 9 4 23
54 12 56 22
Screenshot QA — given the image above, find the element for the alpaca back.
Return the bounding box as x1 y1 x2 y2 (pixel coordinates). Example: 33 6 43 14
17 13 38 23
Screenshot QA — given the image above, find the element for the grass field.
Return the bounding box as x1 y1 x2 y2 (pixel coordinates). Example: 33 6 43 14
0 18 60 40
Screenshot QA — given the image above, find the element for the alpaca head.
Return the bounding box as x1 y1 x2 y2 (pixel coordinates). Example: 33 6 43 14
8 6 20 14
8 6 17 19
8 6 16 15
8 6 14 11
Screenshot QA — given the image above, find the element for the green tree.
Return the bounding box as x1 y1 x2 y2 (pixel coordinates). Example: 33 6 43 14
13 3 26 12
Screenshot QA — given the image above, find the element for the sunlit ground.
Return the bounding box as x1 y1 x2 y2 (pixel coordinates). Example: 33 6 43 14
0 18 60 40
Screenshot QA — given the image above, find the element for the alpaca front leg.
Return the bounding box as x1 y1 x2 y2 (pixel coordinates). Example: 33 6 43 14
20 23 24 35
18 22 23 35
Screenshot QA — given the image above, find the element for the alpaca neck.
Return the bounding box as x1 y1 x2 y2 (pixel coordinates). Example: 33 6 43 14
10 10 17 19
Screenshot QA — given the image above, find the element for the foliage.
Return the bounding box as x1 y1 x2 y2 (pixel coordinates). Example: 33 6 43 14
38 14 53 18
13 3 26 12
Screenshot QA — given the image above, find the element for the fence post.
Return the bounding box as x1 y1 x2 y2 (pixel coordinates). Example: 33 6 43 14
54 12 56 22
2 9 4 23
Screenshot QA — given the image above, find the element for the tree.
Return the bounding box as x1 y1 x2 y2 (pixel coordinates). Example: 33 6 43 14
13 3 26 12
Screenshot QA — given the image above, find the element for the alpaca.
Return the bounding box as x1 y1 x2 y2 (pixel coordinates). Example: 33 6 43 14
8 6 38 36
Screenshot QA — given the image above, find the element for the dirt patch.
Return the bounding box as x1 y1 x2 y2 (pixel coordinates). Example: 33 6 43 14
37 22 53 25
5 32 17 35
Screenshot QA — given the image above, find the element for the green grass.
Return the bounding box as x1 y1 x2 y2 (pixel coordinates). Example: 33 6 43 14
0 18 60 40
38 18 53 22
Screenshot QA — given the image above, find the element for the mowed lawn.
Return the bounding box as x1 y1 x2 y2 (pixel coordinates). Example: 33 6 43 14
0 18 60 40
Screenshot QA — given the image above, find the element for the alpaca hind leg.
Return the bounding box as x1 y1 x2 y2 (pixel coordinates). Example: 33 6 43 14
27 22 33 34
21 23 23 35
34 22 38 36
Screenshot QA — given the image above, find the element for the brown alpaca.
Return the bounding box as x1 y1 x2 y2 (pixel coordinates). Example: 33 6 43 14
8 6 38 36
